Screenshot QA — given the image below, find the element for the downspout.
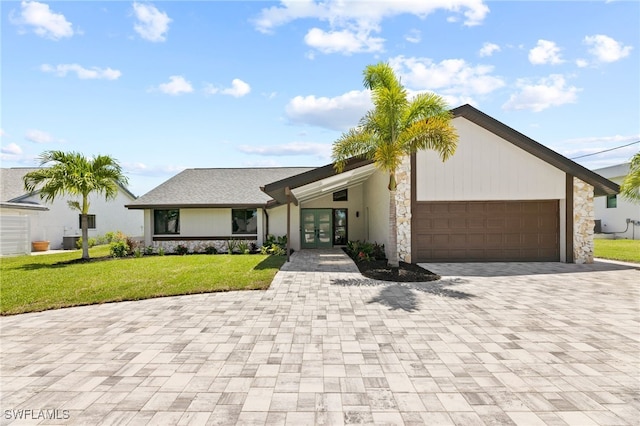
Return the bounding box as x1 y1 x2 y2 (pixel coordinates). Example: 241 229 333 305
263 209 269 240
285 187 291 262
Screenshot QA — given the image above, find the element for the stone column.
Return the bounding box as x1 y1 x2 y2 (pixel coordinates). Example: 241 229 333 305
395 156 412 263
573 177 594 264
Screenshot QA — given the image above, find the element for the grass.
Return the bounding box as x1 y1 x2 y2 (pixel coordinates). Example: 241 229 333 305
594 239 640 263
0 246 286 315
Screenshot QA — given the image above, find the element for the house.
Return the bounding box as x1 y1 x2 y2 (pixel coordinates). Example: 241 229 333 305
592 162 640 240
0 168 144 255
127 105 619 264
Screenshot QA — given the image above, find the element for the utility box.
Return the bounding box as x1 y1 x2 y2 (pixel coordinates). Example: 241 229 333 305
63 236 81 250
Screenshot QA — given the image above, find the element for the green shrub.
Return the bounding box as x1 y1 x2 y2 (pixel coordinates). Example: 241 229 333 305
175 244 189 255
144 246 154 255
133 248 143 258
158 247 165 256
110 241 129 258
75 237 97 249
226 239 238 254
237 241 250 254
260 243 286 256
204 245 218 255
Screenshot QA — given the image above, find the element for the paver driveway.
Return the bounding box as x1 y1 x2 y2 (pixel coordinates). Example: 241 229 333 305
1 250 638 425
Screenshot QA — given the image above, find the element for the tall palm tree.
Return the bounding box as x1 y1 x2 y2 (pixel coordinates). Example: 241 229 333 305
620 152 640 202
23 150 129 260
332 62 458 268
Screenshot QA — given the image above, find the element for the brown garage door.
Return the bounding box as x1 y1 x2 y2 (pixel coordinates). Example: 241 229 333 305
414 200 559 262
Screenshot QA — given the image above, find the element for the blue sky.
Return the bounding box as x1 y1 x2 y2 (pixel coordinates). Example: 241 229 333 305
2 0 639 196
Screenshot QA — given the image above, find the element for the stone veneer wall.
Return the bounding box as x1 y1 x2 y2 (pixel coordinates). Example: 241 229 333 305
152 239 256 254
395 156 412 263
573 177 594 264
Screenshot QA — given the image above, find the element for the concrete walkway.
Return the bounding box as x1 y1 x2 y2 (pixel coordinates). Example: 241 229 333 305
1 249 639 425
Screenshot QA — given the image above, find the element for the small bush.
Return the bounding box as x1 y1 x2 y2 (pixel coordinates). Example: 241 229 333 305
237 241 250 254
158 247 165 256
133 248 143 258
110 241 129 258
75 237 97 249
249 242 258 253
175 244 189 255
144 246 154 255
260 243 286 256
226 239 238 254
204 245 218 255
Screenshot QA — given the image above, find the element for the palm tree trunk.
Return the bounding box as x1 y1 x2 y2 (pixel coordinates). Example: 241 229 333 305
388 189 399 268
81 213 89 260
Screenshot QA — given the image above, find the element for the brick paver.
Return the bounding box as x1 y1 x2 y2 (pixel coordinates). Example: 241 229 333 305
1 250 638 425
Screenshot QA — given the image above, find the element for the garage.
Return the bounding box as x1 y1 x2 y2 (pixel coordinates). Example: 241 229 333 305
414 200 560 262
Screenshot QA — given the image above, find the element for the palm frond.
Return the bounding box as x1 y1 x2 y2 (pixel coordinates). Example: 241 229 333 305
620 152 640 202
332 128 377 172
398 117 458 161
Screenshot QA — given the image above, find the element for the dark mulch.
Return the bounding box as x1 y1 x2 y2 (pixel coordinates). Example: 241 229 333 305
354 259 440 282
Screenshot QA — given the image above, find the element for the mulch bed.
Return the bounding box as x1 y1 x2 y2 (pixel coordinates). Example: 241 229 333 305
354 259 440 282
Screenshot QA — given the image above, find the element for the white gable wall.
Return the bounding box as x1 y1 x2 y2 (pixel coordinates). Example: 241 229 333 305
592 164 640 239
21 191 143 249
416 117 565 201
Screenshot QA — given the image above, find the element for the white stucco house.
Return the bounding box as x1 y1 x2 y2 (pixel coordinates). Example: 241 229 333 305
127 105 619 264
0 168 144 255
592 162 640 240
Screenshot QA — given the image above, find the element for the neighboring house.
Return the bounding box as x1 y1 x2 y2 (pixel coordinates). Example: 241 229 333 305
592 162 640 240
0 168 143 255
127 105 619 264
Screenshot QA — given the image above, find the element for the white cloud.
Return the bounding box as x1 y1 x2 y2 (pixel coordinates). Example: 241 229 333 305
0 129 6 137
25 129 56 144
502 74 580 112
124 162 185 177
389 55 505 98
405 29 421 44
584 34 632 63
254 1 490 33
204 79 251 98
479 42 500 57
575 58 589 68
132 2 171 42
156 76 193 95
304 27 384 54
528 39 564 65
12 0 74 40
285 90 372 131
238 142 331 158
1 143 23 155
40 63 122 80
254 1 489 54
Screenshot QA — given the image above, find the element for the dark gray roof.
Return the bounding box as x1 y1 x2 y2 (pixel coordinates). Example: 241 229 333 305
126 167 315 209
1 168 40 202
1 167 138 202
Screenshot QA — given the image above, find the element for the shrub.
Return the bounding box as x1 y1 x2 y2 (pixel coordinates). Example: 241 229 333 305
75 237 97 249
175 244 189 255
158 247 165 256
226 239 238 254
249 242 258 253
204 245 218 255
133 248 143 258
144 246 154 255
345 240 385 262
260 243 286 256
110 241 129 258
237 241 250 254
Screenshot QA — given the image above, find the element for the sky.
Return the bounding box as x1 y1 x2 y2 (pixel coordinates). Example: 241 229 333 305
1 0 639 196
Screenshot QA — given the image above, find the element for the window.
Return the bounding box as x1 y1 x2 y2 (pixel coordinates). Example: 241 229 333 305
232 209 257 234
154 209 180 234
333 189 348 202
606 194 617 209
78 214 96 229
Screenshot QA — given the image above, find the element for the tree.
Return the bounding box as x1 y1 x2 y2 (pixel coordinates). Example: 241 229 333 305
23 151 129 260
332 62 458 267
620 152 640 203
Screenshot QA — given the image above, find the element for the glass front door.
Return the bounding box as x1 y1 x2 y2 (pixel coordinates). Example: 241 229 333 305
301 209 333 249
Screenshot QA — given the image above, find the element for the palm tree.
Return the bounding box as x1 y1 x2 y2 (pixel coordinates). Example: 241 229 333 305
620 152 640 202
23 151 129 260
332 62 458 268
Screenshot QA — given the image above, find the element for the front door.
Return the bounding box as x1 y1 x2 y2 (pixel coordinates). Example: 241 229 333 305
301 209 333 249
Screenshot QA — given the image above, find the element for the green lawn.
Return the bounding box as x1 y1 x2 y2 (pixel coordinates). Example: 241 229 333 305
594 239 640 263
0 246 286 315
